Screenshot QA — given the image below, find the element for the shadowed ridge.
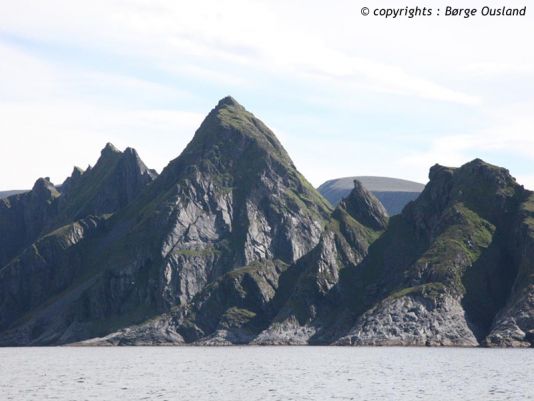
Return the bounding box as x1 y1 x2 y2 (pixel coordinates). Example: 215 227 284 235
338 180 388 231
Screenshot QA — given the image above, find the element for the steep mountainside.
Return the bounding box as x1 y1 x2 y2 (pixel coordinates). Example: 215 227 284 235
0 145 156 268
0 145 157 343
0 98 533 347
0 97 332 345
335 160 534 346
252 181 388 345
318 176 424 215
78 178 386 346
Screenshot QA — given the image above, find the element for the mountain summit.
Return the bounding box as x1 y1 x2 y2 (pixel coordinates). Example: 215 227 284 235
0 97 332 345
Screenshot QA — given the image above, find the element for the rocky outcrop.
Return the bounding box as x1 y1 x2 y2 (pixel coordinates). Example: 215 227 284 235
336 159 532 346
338 180 388 231
336 285 478 346
0 144 155 269
74 314 185 346
0 177 60 267
57 143 157 222
60 166 84 195
484 194 534 347
171 259 291 344
0 216 107 334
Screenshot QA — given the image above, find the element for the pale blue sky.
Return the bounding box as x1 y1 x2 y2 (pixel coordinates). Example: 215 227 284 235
1 0 533 189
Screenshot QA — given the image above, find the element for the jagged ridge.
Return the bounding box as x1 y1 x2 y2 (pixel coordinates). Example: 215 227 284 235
0 99 533 348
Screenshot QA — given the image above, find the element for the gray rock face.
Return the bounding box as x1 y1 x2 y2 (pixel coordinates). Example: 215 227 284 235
118 96 332 319
75 314 185 346
0 216 107 334
337 287 478 346
484 194 534 347
255 182 388 345
0 177 60 267
253 316 317 345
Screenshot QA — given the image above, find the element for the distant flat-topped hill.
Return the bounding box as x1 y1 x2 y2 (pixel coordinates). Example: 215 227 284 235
0 190 27 199
318 176 425 215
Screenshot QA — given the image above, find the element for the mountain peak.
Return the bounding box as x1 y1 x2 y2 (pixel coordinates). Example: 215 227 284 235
56 143 156 221
32 177 54 191
459 158 512 178
72 166 84 176
92 143 123 170
216 95 241 108
428 163 455 181
121 147 158 180
412 158 522 228
173 97 293 175
338 179 388 230
467 157 486 165
31 177 60 201
428 158 516 191
122 147 142 165
60 166 85 194
101 142 121 157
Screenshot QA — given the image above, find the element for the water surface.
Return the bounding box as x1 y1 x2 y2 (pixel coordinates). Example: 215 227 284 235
0 346 532 400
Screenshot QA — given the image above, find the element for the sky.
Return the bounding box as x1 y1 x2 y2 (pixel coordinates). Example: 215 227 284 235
1 0 533 189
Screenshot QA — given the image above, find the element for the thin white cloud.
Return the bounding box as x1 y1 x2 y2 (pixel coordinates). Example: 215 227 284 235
0 0 533 189
0 99 204 188
399 101 534 188
464 62 534 77
297 53 481 105
0 0 482 105
0 40 204 188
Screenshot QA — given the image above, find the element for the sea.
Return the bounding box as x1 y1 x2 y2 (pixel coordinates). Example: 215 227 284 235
0 346 532 400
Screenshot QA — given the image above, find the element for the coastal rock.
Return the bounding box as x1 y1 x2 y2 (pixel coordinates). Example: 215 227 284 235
0 98 533 347
337 286 478 346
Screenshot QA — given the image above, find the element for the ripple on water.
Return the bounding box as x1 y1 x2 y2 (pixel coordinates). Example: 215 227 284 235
0 347 533 400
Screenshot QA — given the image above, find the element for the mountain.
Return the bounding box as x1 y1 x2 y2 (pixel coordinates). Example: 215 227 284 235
318 176 425 215
0 144 156 269
0 97 533 347
335 160 534 347
0 144 158 344
0 96 331 345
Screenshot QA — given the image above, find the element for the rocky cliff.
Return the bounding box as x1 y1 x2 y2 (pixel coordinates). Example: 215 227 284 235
336 160 533 347
0 144 157 344
0 98 532 347
0 97 332 345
